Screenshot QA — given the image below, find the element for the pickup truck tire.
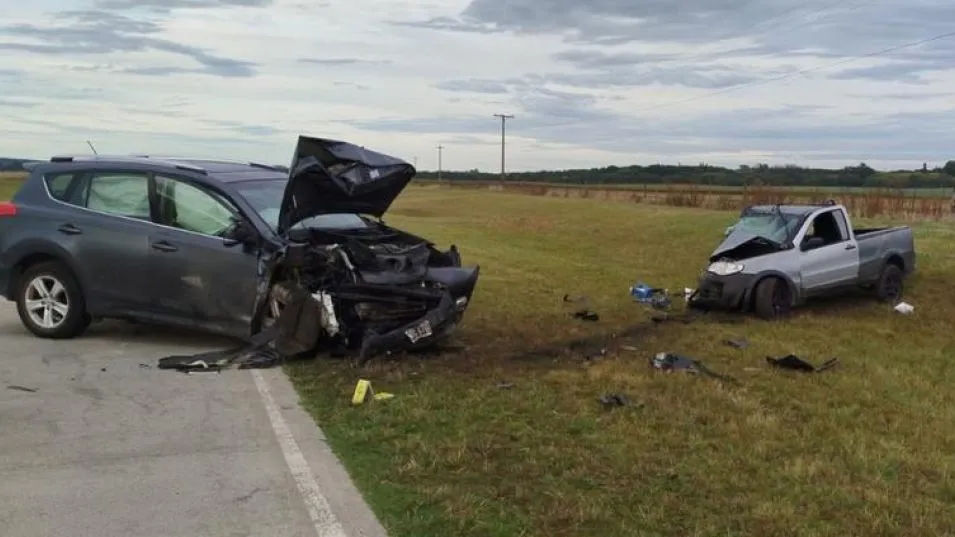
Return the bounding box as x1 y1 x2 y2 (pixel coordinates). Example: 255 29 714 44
15 261 91 339
752 277 791 320
874 264 904 303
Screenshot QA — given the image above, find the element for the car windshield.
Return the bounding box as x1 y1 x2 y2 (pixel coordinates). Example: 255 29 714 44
730 209 802 244
233 179 370 231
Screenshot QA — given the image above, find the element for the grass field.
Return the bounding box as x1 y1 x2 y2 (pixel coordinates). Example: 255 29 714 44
286 186 955 537
0 171 25 200
420 180 953 220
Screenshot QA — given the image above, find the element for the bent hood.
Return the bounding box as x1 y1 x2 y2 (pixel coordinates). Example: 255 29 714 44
710 231 784 262
277 135 416 233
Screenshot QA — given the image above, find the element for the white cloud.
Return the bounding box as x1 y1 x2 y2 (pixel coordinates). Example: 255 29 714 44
1 0 955 171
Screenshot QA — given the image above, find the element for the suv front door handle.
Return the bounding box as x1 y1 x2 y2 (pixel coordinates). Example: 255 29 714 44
151 241 178 253
57 223 82 235
845 243 857 250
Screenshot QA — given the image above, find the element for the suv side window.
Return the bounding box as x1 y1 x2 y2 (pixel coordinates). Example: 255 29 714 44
154 175 237 237
86 172 151 219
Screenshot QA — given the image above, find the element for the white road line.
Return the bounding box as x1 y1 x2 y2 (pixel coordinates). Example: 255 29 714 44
251 370 349 537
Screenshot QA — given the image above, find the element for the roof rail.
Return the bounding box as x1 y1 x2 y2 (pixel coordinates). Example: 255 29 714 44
248 162 286 171
46 154 208 175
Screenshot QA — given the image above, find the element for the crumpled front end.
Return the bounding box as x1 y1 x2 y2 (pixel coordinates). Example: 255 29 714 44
262 240 479 363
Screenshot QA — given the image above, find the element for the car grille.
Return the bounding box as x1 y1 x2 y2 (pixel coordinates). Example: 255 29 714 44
354 301 431 323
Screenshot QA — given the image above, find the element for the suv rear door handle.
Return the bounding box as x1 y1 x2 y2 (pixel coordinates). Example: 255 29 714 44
151 241 178 253
57 223 82 235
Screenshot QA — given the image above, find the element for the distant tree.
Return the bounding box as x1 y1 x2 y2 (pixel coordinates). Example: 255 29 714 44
943 160 955 177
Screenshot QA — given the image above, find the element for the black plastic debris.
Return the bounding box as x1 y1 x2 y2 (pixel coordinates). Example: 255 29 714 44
766 355 839 373
724 338 750 349
650 352 737 382
7 385 37 393
572 310 600 322
156 283 360 373
598 393 630 408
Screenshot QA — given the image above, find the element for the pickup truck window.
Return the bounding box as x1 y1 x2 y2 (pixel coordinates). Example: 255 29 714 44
804 210 847 248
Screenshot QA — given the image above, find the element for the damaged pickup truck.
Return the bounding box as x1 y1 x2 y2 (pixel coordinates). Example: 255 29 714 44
0 135 479 362
688 201 915 319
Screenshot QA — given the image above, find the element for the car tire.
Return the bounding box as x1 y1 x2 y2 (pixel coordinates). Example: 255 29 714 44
874 263 904 303
752 277 791 320
15 261 90 339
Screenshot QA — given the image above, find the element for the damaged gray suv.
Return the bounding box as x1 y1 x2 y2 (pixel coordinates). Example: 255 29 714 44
0 136 479 360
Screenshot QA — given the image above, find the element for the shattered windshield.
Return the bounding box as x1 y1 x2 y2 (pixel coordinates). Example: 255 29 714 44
234 179 369 231
729 209 802 244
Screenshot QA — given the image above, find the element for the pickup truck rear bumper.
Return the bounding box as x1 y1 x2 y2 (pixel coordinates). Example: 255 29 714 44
688 272 757 311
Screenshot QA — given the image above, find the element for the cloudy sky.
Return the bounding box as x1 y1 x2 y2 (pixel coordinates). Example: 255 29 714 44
2 0 954 172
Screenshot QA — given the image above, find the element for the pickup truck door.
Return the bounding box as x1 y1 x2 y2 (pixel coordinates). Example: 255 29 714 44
799 208 860 292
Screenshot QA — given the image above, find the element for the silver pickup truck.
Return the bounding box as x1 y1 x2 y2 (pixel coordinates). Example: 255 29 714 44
688 201 916 319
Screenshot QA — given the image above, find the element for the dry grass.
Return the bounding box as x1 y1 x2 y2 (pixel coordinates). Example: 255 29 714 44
286 186 955 537
423 180 953 220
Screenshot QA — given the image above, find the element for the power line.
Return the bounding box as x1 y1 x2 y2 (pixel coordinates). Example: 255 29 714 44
493 113 514 181
534 28 955 130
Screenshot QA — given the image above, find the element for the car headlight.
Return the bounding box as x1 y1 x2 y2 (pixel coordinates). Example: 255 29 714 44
708 260 745 276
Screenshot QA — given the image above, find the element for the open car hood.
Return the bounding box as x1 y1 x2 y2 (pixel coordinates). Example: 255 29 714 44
277 135 416 234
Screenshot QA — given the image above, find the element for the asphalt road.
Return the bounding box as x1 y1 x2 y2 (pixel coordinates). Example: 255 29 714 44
0 305 387 537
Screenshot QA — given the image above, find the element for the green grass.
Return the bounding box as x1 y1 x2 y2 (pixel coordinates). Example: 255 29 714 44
286 186 955 537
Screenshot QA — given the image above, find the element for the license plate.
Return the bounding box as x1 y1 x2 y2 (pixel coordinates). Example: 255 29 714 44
404 320 433 343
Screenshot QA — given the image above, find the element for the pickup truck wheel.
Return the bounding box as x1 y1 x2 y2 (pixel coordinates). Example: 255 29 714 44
15 261 90 339
753 277 791 320
874 264 904 303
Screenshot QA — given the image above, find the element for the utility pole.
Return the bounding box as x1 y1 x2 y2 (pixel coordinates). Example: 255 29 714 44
493 113 514 182
413 156 418 168
436 144 443 181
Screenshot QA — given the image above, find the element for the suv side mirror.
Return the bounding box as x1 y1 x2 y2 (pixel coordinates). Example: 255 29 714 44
223 217 259 247
801 236 825 251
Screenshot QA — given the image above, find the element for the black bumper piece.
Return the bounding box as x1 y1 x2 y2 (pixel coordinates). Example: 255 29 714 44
688 272 757 312
358 292 460 363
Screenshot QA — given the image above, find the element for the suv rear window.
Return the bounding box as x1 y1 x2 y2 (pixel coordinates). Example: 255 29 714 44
44 173 77 201
43 171 151 219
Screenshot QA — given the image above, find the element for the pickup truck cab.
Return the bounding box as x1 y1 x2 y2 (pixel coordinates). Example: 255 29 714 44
689 201 916 319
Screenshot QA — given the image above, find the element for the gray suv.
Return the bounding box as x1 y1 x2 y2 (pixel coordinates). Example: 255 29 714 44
0 136 479 360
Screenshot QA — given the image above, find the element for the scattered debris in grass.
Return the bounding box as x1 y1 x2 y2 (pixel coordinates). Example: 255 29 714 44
724 337 750 349
766 355 840 373
598 393 632 408
651 352 737 382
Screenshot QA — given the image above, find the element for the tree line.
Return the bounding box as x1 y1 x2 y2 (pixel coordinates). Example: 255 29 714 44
418 161 955 189
6 156 955 189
